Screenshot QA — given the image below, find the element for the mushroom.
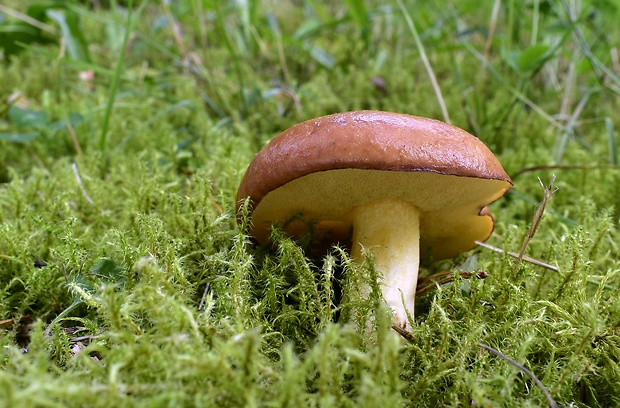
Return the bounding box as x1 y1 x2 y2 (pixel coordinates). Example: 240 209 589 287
236 111 512 331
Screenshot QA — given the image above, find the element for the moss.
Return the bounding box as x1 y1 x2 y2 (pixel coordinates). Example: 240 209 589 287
1 0 620 406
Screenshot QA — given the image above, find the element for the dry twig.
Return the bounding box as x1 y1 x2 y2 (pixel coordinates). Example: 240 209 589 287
392 324 415 341
517 175 557 263
0 4 57 34
479 342 558 408
483 0 502 59
72 163 94 205
416 270 488 296
475 241 559 272
66 118 82 156
198 282 211 311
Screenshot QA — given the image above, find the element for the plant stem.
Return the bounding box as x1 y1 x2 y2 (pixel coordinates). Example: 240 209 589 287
99 0 145 173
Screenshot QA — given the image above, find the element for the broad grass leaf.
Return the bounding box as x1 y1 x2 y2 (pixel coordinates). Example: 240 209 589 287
307 45 334 68
501 44 554 74
8 106 48 129
0 1 71 59
517 44 553 72
0 24 39 35
47 112 85 132
344 0 369 29
0 132 38 143
0 24 49 59
293 18 324 40
46 9 91 62
91 258 126 284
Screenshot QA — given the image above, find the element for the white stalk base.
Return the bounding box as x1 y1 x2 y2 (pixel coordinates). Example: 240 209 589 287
351 199 421 331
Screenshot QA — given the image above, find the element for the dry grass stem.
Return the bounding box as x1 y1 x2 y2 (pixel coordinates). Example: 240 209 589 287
463 43 566 131
66 118 82 156
517 175 557 263
558 55 576 119
392 324 415 341
198 282 211 311
475 241 559 272
161 0 186 58
72 163 94 205
561 0 620 95
478 343 558 408
0 4 57 34
416 270 489 296
483 0 502 60
397 0 451 124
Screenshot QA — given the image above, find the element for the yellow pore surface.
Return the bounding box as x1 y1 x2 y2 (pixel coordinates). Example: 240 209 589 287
250 168 511 261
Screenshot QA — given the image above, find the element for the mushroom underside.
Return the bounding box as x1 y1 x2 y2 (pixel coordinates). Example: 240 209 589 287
248 168 510 260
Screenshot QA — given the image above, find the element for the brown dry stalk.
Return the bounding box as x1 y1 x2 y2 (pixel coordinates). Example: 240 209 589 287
416 270 489 296
483 0 502 59
72 163 94 205
198 282 211 311
0 315 30 327
517 175 557 263
66 118 82 156
475 241 559 272
392 324 415 341
0 4 57 34
161 0 186 58
396 0 451 124
479 343 558 408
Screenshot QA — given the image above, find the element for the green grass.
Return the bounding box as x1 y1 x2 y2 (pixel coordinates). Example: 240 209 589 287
1 0 620 406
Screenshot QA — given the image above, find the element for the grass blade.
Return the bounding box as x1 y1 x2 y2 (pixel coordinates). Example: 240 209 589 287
396 0 451 124
99 0 146 170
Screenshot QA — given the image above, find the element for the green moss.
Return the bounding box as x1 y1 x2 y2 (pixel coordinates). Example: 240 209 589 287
1 0 620 406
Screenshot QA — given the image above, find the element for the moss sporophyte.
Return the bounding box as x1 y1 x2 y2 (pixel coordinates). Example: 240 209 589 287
236 110 512 332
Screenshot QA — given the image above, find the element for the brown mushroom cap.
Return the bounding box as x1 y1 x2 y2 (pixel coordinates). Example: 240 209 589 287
237 110 512 260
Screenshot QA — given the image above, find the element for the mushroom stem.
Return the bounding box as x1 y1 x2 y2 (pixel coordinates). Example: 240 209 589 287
351 199 421 331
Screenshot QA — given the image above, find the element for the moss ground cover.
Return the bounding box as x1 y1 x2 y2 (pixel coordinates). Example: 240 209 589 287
1 0 620 406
